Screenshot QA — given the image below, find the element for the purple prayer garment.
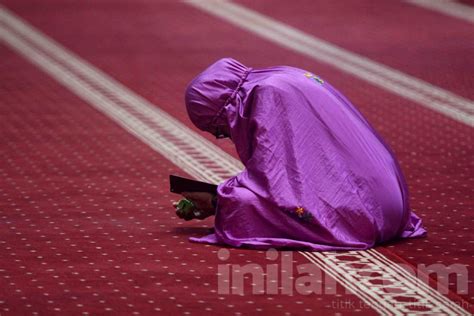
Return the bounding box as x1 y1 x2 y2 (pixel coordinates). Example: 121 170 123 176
184 58 426 250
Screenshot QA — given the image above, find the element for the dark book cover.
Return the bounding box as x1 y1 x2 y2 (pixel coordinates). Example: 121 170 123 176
169 175 218 195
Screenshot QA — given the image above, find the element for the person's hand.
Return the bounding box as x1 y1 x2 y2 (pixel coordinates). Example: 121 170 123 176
173 199 195 221
181 191 215 213
173 192 216 221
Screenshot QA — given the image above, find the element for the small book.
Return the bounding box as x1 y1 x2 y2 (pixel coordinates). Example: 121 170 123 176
169 175 218 195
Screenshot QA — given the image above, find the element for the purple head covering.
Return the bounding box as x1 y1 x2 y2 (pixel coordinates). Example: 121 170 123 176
185 58 251 136
185 58 426 250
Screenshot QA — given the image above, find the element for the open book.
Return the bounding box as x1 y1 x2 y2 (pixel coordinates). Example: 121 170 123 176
169 175 218 195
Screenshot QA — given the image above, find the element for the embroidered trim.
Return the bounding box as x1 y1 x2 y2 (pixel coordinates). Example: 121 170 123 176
304 72 324 84
285 206 314 222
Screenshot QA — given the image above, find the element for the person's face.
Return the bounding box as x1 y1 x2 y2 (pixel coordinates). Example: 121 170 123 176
213 124 231 139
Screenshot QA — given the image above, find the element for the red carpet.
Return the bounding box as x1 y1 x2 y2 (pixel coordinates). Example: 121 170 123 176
0 0 472 314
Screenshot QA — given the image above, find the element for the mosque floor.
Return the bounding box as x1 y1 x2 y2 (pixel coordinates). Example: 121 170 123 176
0 1 472 315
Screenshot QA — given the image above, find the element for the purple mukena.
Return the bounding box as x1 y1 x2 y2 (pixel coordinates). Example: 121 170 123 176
184 58 426 250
